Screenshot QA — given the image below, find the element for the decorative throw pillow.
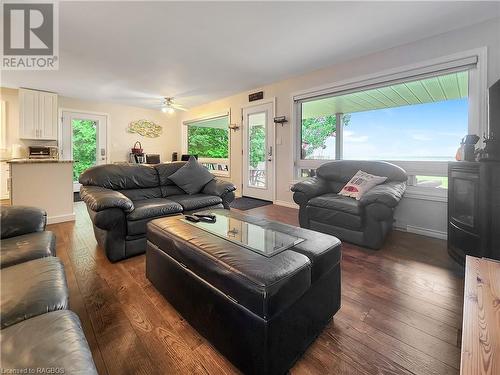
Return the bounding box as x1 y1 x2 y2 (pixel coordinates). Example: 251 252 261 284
169 156 214 195
338 170 387 200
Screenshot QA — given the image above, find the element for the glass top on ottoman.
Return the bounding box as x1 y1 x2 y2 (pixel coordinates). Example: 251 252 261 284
181 212 304 257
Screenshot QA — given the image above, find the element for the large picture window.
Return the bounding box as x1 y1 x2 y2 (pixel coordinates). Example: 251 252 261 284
184 114 230 176
294 59 483 193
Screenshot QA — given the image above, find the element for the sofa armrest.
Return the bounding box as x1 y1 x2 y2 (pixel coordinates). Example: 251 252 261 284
80 186 134 213
202 179 236 197
202 179 236 208
359 182 407 208
291 177 330 206
0 206 47 239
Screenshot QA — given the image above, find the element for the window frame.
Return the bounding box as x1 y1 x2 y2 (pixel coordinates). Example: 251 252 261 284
182 111 231 177
292 48 487 200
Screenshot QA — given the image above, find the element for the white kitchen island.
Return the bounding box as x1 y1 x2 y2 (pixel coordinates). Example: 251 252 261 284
8 159 75 224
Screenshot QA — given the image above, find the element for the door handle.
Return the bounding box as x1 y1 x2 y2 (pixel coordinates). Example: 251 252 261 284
268 146 272 162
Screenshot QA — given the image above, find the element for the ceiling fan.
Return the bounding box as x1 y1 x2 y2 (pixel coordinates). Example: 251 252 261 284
161 97 187 113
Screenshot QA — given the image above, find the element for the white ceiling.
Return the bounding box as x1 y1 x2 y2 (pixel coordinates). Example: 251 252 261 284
2 1 499 110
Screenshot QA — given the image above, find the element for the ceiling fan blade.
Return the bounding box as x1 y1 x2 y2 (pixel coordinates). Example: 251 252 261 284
111 95 162 101
171 103 187 110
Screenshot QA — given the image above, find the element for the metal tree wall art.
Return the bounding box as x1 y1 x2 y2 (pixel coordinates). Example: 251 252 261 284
127 119 162 138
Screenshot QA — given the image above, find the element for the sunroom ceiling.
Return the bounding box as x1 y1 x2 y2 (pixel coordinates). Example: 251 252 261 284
302 71 468 118
185 115 228 129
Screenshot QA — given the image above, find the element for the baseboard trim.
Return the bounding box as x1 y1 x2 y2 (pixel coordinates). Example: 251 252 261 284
273 200 299 209
47 213 76 224
395 224 447 240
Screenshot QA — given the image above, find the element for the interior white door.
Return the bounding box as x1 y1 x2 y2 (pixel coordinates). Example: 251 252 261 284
60 111 107 192
242 102 274 201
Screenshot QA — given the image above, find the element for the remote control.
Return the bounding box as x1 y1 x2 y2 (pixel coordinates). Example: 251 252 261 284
194 213 216 220
198 216 216 223
184 215 200 222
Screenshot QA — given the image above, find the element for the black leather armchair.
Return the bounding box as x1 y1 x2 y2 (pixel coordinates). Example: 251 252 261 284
0 206 56 269
292 160 407 249
79 163 236 262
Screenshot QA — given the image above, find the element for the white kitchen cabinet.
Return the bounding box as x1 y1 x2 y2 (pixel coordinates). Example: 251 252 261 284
0 162 10 200
19 88 58 140
19 89 39 139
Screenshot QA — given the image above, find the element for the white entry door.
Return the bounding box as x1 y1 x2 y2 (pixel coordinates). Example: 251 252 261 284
60 111 108 192
242 102 274 201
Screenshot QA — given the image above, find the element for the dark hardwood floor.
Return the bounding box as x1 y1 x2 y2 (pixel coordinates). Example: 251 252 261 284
48 202 465 375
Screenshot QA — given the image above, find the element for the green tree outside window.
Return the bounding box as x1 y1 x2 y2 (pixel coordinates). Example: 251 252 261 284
249 125 265 168
72 119 97 181
301 114 351 158
187 126 229 158
185 114 349 167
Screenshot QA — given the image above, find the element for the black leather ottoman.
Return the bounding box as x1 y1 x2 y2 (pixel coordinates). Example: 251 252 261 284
146 209 341 375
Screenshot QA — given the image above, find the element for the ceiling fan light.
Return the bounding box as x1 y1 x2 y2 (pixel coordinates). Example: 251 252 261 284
161 107 167 113
167 107 175 114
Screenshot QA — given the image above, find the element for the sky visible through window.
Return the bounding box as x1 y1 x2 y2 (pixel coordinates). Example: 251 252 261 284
342 98 468 161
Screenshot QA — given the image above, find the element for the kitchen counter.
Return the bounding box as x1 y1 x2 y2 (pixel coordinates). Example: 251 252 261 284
9 161 75 223
7 159 73 164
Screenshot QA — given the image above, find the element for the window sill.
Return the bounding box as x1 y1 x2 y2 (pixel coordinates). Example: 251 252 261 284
211 171 230 178
403 185 447 202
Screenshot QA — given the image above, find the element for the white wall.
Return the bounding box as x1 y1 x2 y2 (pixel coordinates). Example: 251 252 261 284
179 18 500 238
0 87 180 163
59 96 179 163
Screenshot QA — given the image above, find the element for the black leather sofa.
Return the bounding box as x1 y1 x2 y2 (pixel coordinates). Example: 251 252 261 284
79 162 236 262
292 160 407 249
0 206 98 374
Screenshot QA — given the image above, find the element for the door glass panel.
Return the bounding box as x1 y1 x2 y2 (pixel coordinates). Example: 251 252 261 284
72 119 97 182
248 112 267 188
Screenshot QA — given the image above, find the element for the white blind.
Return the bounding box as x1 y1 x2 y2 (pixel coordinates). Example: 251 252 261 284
183 114 229 129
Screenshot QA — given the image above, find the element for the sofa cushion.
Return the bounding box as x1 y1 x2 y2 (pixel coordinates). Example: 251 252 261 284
0 257 68 329
1 310 98 374
126 198 183 236
79 164 160 190
308 193 362 216
338 170 387 200
1 206 47 239
0 231 56 269
306 206 363 231
168 156 214 194
155 162 187 186
127 198 183 221
161 185 186 198
168 194 223 211
119 187 162 200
